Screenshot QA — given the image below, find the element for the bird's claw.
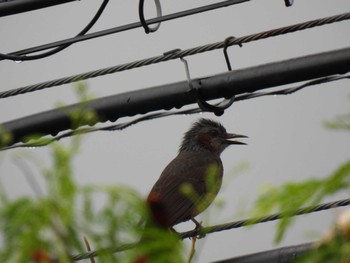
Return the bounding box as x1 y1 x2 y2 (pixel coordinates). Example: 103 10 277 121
191 218 206 239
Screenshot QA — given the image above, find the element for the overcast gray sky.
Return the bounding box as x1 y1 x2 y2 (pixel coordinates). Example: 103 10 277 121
1 0 350 262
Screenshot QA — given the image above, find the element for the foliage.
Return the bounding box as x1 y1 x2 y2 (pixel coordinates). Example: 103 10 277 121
297 230 350 262
252 94 350 260
0 138 82 262
0 83 184 263
0 127 12 148
253 160 350 243
324 94 350 131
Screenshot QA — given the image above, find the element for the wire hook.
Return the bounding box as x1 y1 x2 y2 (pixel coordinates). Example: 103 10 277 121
167 49 234 116
223 36 242 71
139 0 162 34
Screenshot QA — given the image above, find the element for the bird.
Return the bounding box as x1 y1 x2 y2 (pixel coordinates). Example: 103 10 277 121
146 118 247 229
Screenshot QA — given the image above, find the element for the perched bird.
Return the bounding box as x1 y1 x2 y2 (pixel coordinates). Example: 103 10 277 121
146 118 247 229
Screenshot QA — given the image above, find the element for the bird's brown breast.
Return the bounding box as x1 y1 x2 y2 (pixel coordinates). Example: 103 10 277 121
147 150 223 227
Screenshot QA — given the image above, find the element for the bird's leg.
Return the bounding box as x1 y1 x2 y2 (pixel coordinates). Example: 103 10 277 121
191 218 206 239
186 236 197 263
191 218 202 229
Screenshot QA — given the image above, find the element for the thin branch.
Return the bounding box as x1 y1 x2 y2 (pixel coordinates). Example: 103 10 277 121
83 236 96 263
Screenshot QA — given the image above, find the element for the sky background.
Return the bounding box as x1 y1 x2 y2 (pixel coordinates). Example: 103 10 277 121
1 0 350 262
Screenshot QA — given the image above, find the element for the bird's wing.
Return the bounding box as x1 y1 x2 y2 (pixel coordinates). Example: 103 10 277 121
148 151 223 227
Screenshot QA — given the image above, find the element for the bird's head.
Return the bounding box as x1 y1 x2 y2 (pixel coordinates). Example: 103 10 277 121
179 118 247 155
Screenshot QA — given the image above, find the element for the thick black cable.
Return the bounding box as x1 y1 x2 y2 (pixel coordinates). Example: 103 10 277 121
213 243 312 263
0 47 349 148
1 74 348 151
70 198 350 261
0 0 109 61
0 0 78 17
0 11 349 98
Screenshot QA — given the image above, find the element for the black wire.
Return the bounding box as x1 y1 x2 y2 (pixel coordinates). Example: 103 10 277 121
139 0 150 33
139 0 162 34
0 0 109 61
284 0 294 7
1 74 348 151
0 0 249 61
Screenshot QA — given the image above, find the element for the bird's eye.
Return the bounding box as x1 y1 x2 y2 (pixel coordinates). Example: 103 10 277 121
209 130 219 137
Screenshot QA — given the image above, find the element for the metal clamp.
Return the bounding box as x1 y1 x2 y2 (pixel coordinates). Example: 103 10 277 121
179 53 234 116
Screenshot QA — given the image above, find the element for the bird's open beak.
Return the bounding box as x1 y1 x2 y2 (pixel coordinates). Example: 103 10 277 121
224 133 248 145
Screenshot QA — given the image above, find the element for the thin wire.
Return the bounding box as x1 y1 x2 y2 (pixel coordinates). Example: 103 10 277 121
1 74 348 151
70 197 350 261
179 198 350 239
1 0 249 60
0 11 349 98
139 0 162 33
0 0 110 61
234 74 350 102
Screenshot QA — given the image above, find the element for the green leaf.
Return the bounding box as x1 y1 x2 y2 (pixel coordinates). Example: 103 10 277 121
253 160 350 243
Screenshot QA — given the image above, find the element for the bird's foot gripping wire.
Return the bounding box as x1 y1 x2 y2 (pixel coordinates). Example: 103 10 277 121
191 218 206 239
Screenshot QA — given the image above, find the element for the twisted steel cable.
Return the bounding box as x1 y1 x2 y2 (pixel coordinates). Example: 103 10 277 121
0 12 349 99
179 198 350 239
70 198 350 261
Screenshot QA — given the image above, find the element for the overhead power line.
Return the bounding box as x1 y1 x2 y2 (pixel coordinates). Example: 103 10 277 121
179 198 350 239
0 0 110 61
0 11 349 98
213 242 312 263
0 0 249 61
1 47 350 147
0 0 78 17
70 198 350 261
1 74 349 151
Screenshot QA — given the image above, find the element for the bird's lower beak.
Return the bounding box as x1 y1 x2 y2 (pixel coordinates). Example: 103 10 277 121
224 133 248 145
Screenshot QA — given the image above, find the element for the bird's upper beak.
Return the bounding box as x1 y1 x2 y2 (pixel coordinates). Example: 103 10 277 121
224 133 248 145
